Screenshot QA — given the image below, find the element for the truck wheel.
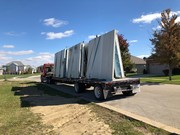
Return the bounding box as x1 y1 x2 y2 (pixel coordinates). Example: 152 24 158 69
74 83 85 93
40 75 44 83
94 85 104 100
122 91 135 96
46 77 50 84
48 77 55 84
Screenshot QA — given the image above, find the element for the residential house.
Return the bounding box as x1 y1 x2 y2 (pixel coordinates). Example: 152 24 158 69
37 65 43 73
146 58 168 75
0 67 3 75
31 66 37 73
25 65 37 74
130 55 146 74
145 57 180 75
3 61 25 74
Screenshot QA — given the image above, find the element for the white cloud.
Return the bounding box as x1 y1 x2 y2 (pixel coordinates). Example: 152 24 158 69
4 32 26 36
175 16 180 23
2 45 15 48
137 55 150 59
87 31 109 40
0 51 54 67
88 35 97 40
87 32 105 40
42 30 74 40
167 11 180 23
23 52 54 66
152 25 161 31
128 40 138 43
43 18 68 28
133 13 161 24
0 56 13 66
0 53 13 66
0 50 34 55
0 55 12 61
132 10 180 24
0 50 34 66
4 32 17 36
171 11 180 16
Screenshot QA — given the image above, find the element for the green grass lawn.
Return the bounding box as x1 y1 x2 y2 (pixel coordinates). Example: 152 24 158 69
126 72 138 77
90 103 169 135
140 75 180 85
0 73 40 80
0 81 55 135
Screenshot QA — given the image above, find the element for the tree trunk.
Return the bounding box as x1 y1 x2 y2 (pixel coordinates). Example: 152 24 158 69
169 67 172 81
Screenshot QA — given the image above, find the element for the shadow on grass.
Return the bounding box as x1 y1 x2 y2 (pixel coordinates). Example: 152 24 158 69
11 81 135 108
12 82 90 108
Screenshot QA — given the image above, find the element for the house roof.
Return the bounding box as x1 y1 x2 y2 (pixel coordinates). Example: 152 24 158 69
130 55 146 64
25 65 32 68
6 61 24 66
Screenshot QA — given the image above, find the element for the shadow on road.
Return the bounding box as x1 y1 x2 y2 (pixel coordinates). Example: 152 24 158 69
11 82 134 108
140 82 161 86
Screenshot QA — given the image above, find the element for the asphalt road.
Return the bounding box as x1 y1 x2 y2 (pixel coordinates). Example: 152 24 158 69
10 76 180 130
104 83 180 130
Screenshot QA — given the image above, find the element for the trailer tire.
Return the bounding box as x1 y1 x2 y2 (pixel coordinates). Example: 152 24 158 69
122 90 135 96
74 83 85 93
94 85 104 100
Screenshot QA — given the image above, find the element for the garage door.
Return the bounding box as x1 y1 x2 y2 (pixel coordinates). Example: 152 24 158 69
149 64 168 74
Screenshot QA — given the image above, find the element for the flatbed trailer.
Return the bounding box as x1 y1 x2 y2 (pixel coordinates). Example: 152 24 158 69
44 30 141 100
48 76 140 100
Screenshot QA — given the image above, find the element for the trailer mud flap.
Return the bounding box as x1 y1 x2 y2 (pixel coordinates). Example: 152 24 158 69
103 89 112 99
132 84 140 93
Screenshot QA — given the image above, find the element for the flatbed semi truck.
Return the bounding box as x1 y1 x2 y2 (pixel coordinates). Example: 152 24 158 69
42 30 140 100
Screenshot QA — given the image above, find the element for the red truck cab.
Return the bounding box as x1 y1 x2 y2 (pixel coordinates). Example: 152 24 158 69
40 63 54 83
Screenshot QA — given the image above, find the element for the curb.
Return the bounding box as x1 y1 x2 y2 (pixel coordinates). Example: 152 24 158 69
96 102 180 135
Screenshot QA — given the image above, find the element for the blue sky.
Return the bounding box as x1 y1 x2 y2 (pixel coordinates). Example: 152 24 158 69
0 0 180 67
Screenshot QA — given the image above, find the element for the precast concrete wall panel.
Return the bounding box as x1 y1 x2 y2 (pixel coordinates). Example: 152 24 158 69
86 30 124 81
54 30 124 81
54 49 67 78
66 43 83 78
54 51 60 77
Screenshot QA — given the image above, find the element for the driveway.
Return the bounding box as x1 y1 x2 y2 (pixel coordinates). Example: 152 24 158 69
8 75 41 82
104 83 180 130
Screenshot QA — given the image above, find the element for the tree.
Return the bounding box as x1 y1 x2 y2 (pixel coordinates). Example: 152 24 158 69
27 68 33 74
118 34 133 72
150 9 180 80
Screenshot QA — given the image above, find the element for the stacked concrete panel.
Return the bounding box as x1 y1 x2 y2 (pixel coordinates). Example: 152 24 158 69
54 49 67 78
54 30 124 81
54 51 60 78
86 30 124 81
66 43 84 78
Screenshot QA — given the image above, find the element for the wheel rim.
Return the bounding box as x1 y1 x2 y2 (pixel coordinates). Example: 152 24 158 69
94 87 101 98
